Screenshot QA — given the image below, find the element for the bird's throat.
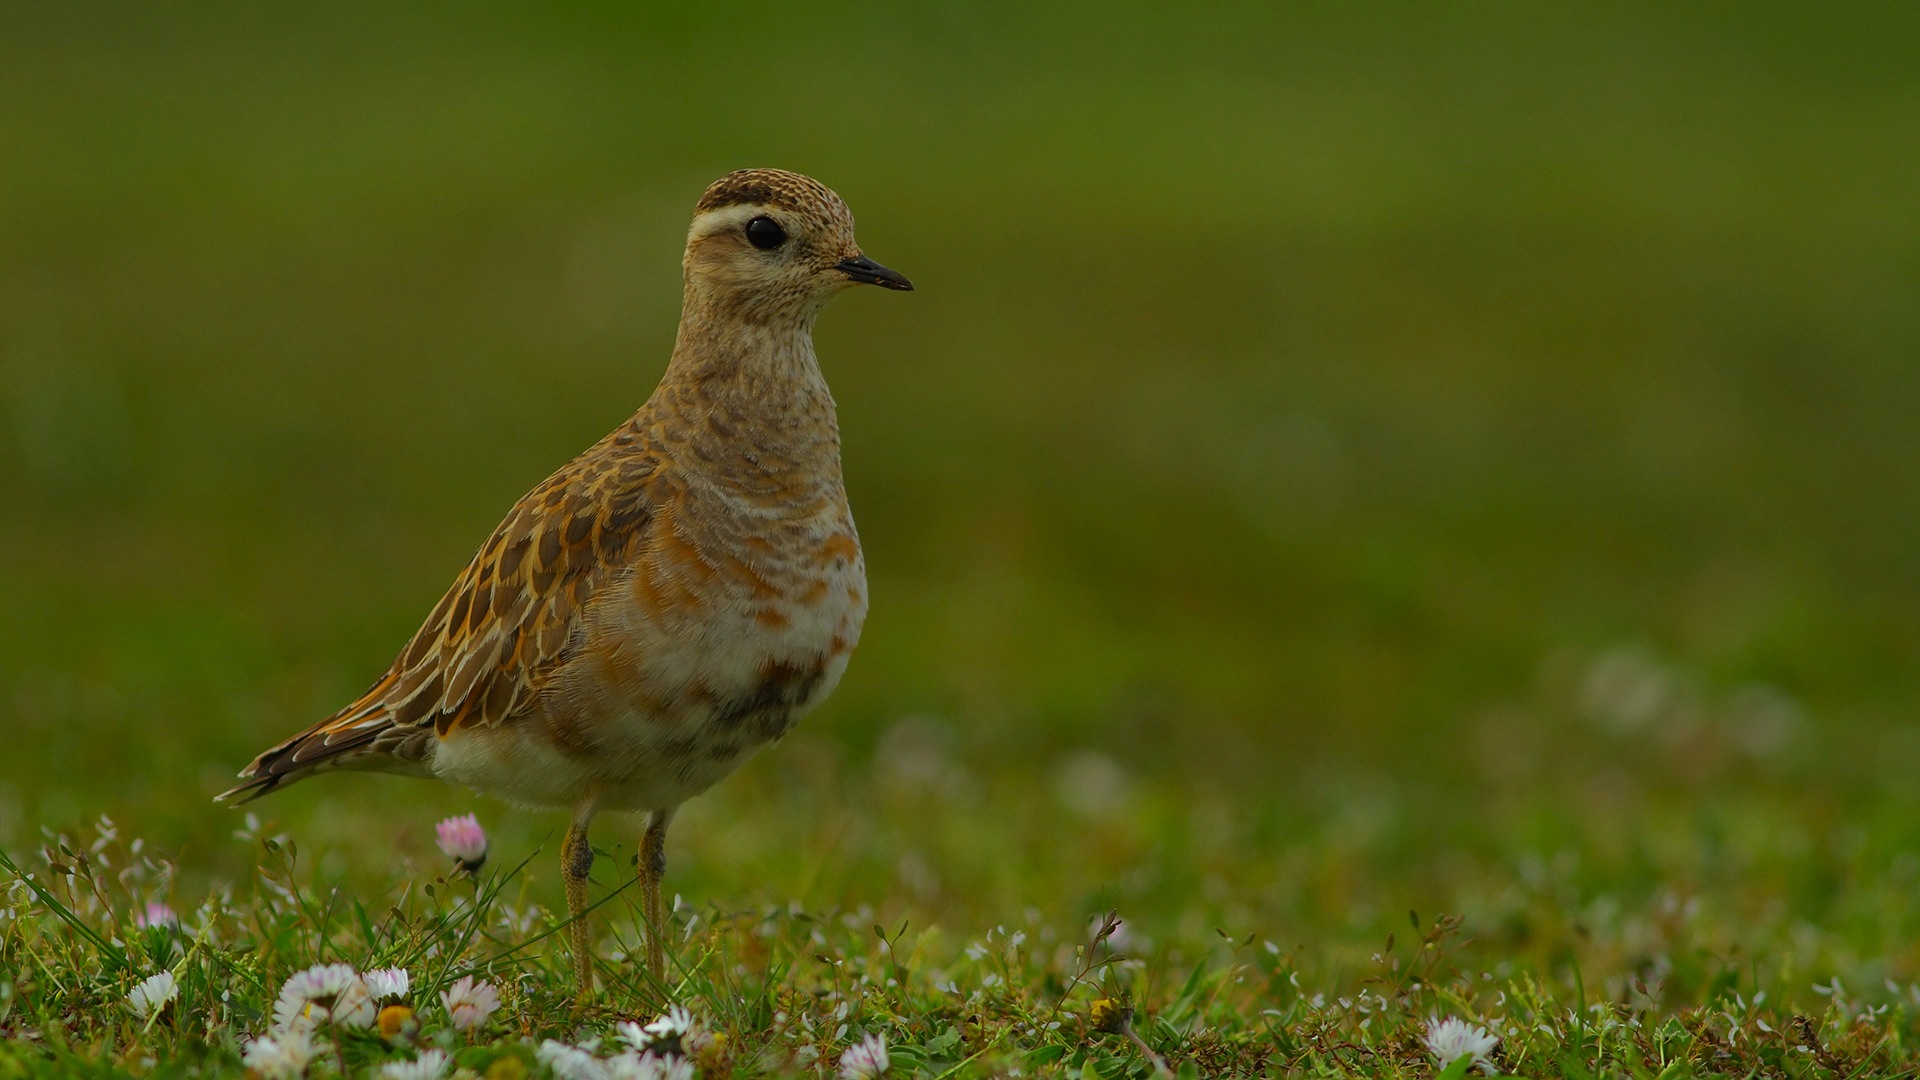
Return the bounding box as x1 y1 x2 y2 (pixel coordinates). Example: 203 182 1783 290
652 307 844 494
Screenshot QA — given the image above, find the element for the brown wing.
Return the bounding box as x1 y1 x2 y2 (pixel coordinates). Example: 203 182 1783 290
219 433 659 802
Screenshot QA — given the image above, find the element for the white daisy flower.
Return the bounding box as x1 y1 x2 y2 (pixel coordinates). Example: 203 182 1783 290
537 1040 608 1080
126 971 178 1019
618 1005 700 1055
273 962 376 1031
243 1026 318 1080
607 1051 693 1080
839 1032 890 1079
1425 1016 1499 1074
378 1048 451 1080
644 1005 694 1040
364 967 411 1001
441 975 501 1031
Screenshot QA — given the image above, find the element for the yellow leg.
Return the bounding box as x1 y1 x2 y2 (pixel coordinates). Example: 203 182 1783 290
639 810 673 992
563 816 596 1000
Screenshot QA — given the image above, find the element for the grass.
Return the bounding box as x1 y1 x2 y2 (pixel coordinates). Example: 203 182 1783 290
4 803 1920 1078
4 3 1920 1076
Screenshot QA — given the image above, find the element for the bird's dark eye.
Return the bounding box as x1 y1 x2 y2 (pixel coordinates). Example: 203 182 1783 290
744 216 786 250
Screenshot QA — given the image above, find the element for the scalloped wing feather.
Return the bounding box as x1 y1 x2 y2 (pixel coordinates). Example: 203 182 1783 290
218 436 659 801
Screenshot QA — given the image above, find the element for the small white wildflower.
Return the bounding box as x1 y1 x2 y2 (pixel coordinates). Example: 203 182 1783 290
645 1005 694 1041
364 967 411 1001
604 1054 646 1080
1425 1016 1498 1074
126 971 178 1019
441 975 501 1031
538 1039 609 1080
618 1005 698 1056
435 814 488 873
606 1051 693 1080
839 1032 890 1079
243 1026 318 1080
274 963 377 1031
379 1048 451 1080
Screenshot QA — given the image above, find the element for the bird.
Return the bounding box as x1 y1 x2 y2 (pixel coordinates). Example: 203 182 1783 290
218 168 912 998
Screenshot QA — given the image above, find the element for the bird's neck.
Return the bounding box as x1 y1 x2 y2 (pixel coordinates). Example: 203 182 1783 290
645 298 844 497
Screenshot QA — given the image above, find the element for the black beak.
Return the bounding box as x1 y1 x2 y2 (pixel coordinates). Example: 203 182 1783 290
835 254 914 291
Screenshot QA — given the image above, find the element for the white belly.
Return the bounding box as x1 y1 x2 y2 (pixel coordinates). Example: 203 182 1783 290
431 513 867 813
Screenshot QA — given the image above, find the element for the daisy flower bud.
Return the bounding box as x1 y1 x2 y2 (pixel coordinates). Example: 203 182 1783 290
135 902 179 931
364 967 411 1002
435 814 488 874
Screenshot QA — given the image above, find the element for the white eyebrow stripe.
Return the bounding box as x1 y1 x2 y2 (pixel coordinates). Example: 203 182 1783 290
687 203 778 242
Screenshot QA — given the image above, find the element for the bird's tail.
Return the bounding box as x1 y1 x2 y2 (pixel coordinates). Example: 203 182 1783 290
216 716 392 804
216 674 433 803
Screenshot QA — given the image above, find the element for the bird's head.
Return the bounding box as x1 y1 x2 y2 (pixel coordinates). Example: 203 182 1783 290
683 169 912 322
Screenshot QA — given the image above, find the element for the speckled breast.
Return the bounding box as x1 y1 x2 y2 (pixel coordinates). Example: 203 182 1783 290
558 482 866 802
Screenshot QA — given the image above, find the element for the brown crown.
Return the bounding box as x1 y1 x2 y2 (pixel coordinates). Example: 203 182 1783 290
695 169 846 219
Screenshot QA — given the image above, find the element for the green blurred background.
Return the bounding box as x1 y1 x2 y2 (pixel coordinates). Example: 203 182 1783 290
3 4 1918 969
